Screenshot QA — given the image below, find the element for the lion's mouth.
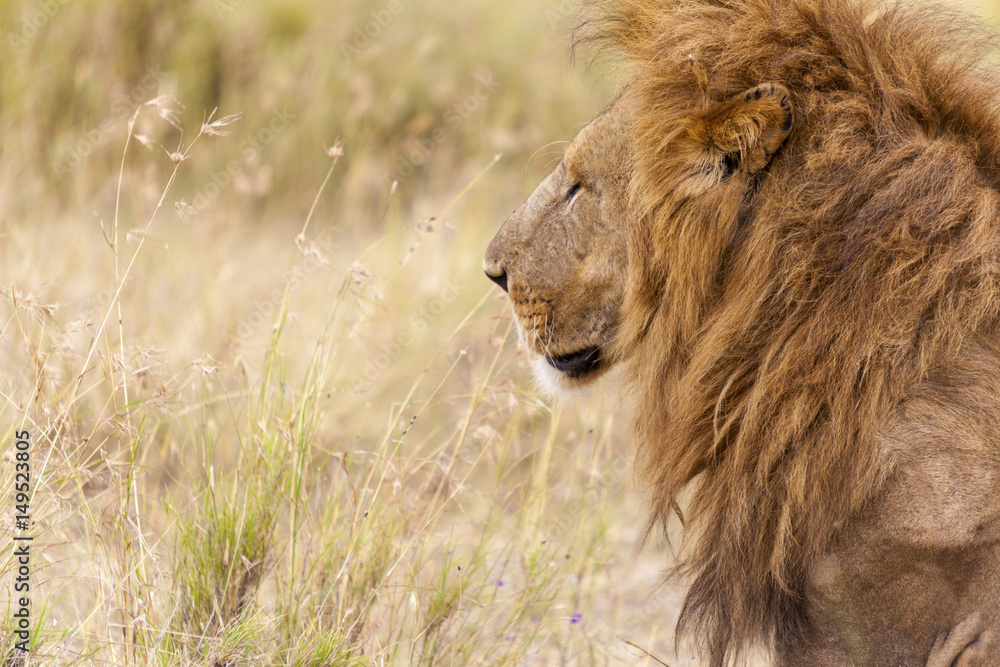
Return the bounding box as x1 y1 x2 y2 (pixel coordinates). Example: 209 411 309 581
545 346 602 378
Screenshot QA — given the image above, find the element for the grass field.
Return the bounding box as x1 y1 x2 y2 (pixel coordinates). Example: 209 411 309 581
2 0 999 665
0 0 692 664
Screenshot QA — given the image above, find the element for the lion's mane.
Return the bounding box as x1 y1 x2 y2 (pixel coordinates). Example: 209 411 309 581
578 0 1000 663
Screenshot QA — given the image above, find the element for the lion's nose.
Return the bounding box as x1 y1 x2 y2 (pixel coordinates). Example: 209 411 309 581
484 264 508 293
484 223 512 293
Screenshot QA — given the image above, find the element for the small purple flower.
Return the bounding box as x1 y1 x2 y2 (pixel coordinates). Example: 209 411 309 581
497 579 504 587
570 612 583 624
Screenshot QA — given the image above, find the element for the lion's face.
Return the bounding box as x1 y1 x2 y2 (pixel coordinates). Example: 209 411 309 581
484 97 634 395
485 83 793 396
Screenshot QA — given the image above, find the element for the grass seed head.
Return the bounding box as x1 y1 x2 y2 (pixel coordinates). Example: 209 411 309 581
200 110 243 137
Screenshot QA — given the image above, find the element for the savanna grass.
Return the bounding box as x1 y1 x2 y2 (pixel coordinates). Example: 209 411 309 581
1 97 678 665
0 0 694 664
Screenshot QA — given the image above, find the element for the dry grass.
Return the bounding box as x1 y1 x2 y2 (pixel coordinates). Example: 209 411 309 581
4 0 997 665
0 0 691 665
0 97 690 663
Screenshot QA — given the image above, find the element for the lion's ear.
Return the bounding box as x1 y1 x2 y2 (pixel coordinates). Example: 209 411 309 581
704 82 793 178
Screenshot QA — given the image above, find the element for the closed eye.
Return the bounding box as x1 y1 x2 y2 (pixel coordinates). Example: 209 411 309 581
566 182 582 201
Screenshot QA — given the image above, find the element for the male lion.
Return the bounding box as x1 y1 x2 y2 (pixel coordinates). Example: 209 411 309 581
484 0 1000 664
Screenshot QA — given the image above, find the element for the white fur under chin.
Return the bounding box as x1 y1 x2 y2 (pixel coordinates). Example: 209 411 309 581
515 319 612 401
530 354 603 401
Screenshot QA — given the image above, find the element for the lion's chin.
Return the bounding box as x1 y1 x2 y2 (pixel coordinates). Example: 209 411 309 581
530 354 608 401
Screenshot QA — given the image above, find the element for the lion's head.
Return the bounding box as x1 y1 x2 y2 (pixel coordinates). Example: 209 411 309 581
483 99 632 394
485 82 792 396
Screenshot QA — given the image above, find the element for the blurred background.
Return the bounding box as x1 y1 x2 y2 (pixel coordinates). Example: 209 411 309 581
1 0 998 665
1 0 614 218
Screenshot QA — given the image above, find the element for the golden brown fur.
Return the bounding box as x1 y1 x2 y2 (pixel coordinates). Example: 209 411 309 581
486 0 1000 663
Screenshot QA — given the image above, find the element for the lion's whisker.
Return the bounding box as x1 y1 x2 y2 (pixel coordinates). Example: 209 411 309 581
526 141 570 173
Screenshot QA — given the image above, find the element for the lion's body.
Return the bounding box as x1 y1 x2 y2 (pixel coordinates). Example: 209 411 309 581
785 341 1000 665
486 0 1000 663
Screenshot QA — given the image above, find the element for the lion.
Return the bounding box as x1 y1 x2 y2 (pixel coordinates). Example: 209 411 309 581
484 0 1000 664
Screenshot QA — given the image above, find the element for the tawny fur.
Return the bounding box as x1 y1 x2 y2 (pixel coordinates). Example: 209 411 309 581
570 0 1000 664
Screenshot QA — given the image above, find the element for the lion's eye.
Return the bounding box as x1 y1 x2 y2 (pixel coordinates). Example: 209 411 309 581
566 182 582 201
